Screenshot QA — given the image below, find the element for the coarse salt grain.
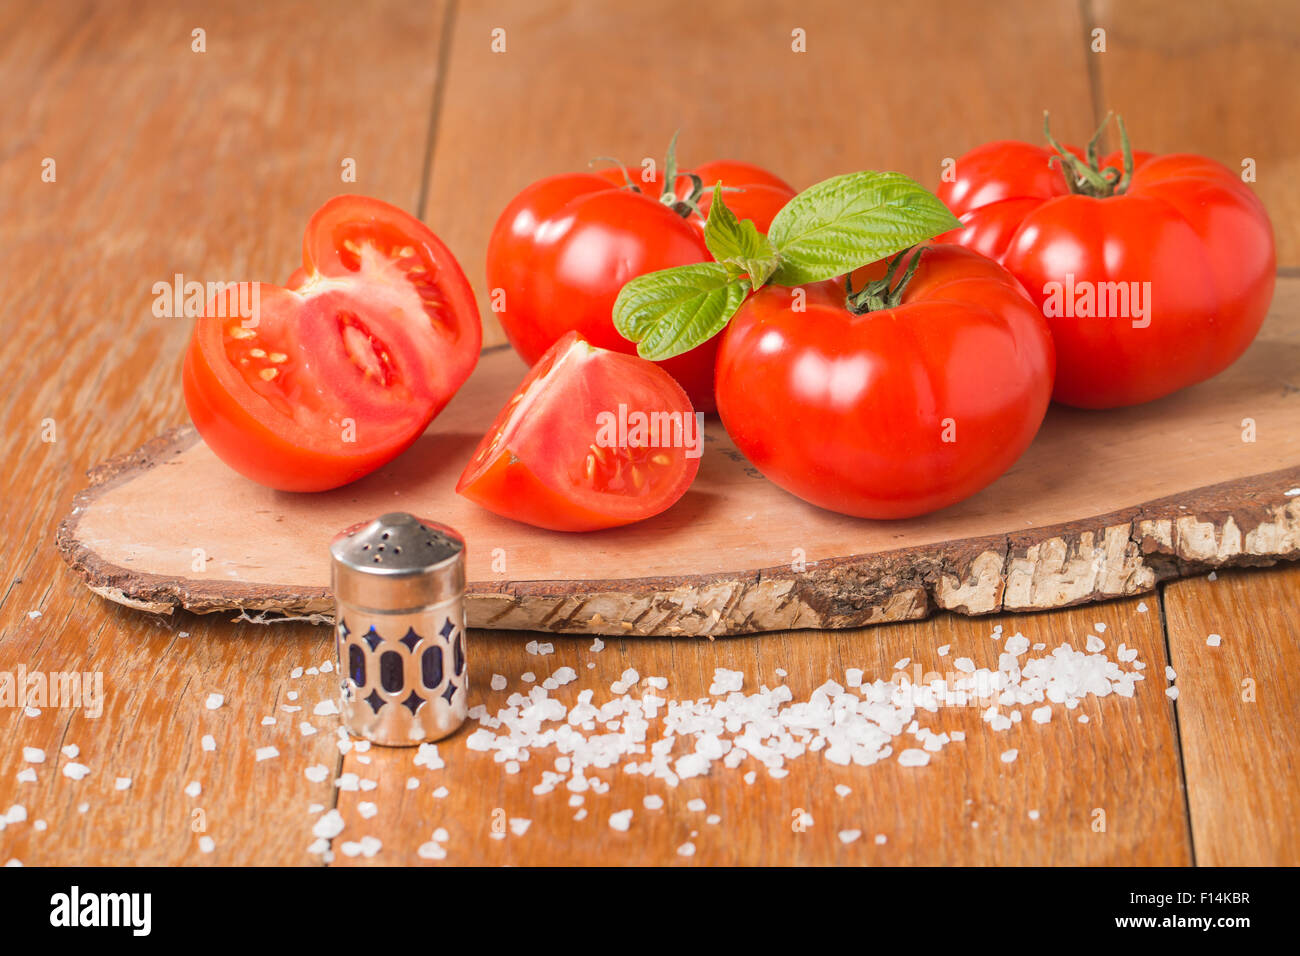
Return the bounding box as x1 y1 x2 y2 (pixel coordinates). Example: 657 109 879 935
1207 633 1222 647
63 763 90 780
198 836 215 853
609 809 633 831
256 747 279 761
205 693 224 710
937 644 951 657
1000 749 1018 763
184 781 201 797
1166 687 1180 700
22 748 44 764
312 809 345 839
835 784 851 798
838 829 862 844
491 674 507 691
414 743 444 770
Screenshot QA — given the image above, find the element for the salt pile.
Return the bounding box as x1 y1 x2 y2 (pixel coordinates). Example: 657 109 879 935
462 632 1148 794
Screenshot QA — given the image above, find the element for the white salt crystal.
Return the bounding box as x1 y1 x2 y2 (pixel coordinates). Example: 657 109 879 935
608 809 633 831
898 749 930 767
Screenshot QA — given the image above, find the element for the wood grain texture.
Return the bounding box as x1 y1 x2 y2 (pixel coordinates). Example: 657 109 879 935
1089 0 1300 267
0 0 449 865
56 285 1300 633
332 598 1190 866
1162 564 1300 866
2 0 1295 867
425 0 1097 346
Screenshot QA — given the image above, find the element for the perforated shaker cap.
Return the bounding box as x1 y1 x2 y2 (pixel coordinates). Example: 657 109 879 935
330 513 465 612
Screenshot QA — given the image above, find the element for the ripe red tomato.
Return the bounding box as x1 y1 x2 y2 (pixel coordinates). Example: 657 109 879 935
184 195 481 491
937 138 1275 408
715 244 1054 519
457 332 701 531
486 158 795 412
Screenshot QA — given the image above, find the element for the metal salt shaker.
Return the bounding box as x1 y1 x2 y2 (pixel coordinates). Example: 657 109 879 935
330 513 469 746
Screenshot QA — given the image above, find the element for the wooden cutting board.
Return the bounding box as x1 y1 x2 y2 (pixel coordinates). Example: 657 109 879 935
58 280 1300 636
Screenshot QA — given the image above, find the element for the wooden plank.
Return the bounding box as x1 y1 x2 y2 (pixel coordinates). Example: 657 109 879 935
1089 0 1300 267
57 283 1300 632
0 0 449 865
1163 564 1300 865
424 0 1098 346
331 598 1190 865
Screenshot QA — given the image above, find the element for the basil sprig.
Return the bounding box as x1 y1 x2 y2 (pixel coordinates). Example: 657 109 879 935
613 170 959 361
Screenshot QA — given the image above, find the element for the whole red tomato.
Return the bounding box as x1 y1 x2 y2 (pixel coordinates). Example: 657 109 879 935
937 123 1275 408
487 157 795 412
715 244 1054 519
184 196 480 491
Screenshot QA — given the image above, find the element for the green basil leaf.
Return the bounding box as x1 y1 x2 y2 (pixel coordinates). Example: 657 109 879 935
766 171 961 285
613 262 750 361
703 184 780 289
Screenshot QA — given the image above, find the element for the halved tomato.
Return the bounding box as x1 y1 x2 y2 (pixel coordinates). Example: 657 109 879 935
456 332 701 531
184 195 481 491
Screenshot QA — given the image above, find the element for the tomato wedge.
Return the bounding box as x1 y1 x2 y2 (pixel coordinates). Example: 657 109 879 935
456 332 701 531
184 196 481 491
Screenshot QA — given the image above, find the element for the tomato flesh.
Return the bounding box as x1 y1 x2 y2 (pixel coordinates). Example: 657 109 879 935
457 332 700 531
184 195 480 491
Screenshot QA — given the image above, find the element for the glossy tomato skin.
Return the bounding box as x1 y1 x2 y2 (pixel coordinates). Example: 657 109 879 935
715 244 1054 519
488 161 795 413
457 332 700 532
184 196 480 492
937 142 1275 408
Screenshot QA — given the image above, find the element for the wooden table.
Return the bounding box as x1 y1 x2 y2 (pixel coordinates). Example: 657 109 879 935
1 0 1296 866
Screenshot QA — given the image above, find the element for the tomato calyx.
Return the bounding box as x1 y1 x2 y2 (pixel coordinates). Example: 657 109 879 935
657 131 707 218
1044 110 1136 198
844 246 927 315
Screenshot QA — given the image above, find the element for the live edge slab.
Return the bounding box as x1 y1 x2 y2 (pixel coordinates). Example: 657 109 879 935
57 280 1300 637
